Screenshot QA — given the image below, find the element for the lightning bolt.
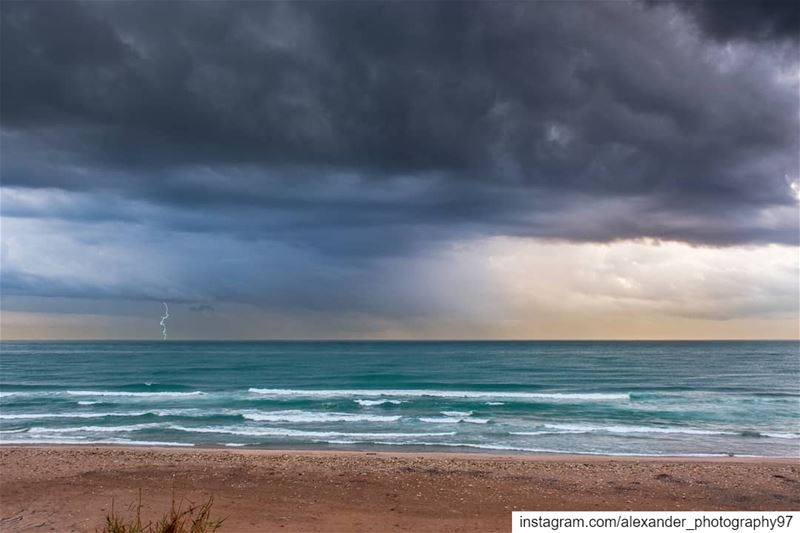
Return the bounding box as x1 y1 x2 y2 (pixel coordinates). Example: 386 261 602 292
159 302 169 340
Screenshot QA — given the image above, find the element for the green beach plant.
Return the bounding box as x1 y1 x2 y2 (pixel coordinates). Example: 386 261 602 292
101 490 224 533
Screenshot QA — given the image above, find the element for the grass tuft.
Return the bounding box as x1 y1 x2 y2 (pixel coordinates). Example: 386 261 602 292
101 490 224 533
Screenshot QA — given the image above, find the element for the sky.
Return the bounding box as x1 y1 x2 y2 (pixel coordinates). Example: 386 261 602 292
1 0 798 340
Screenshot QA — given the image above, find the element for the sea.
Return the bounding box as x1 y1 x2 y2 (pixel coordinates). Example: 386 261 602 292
1 341 798 457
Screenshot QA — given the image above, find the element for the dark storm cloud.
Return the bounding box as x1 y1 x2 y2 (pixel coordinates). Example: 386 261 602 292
1 0 798 256
663 0 800 42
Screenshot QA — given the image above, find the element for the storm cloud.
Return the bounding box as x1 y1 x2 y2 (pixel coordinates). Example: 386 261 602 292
666 0 800 42
0 0 798 336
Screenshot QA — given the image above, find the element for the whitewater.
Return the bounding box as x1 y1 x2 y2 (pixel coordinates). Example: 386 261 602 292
1 341 798 457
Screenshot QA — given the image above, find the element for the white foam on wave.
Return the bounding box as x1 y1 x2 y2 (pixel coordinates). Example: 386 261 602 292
241 410 401 423
0 412 150 420
0 408 213 420
224 443 247 447
441 411 473 417
365 440 769 457
5 408 402 422
77 401 102 406
249 388 628 401
166 424 456 439
419 416 490 424
0 436 193 447
509 423 770 437
370 440 569 453
754 431 800 440
28 423 166 434
354 399 404 407
66 391 205 398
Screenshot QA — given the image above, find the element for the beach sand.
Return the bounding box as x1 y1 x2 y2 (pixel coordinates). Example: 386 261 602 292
0 446 798 532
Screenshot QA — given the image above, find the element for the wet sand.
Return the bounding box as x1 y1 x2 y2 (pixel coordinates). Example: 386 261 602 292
1 446 798 532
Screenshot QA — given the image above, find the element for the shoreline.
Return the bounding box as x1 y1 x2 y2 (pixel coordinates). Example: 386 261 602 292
2 446 798 532
2 443 798 462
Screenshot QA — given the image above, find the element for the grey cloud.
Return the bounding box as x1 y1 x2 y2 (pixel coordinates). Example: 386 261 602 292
662 0 799 42
1 0 798 258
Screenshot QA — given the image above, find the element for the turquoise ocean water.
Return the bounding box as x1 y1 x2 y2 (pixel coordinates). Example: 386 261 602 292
1 341 798 457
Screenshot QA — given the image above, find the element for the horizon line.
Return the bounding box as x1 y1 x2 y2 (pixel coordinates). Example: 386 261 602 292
1 338 798 343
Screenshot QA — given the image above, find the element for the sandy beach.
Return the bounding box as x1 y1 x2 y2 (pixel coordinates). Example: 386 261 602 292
0 446 798 532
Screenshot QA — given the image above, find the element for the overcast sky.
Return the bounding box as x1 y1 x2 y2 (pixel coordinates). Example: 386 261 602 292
1 0 798 340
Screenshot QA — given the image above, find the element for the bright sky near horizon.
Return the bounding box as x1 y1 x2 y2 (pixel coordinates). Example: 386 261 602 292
1 1 798 340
